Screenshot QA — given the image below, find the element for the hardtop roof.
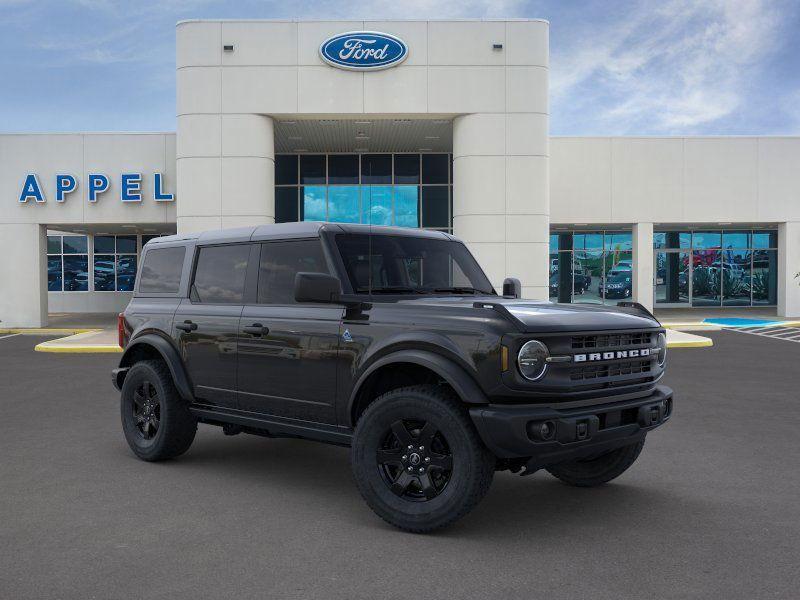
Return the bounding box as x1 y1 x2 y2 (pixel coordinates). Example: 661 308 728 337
145 222 455 247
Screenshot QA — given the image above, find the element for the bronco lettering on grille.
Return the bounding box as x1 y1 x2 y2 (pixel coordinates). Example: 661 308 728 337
573 348 651 362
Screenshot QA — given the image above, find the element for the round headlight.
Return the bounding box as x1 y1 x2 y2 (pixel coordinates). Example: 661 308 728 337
517 340 549 381
656 332 667 366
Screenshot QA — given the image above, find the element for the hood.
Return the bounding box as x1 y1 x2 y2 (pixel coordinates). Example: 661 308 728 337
397 295 660 333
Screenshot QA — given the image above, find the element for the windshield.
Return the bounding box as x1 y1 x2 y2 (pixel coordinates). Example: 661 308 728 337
335 233 495 295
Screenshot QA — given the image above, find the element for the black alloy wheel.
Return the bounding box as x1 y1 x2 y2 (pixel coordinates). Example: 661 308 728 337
120 360 197 462
351 385 495 533
376 419 454 501
132 380 161 440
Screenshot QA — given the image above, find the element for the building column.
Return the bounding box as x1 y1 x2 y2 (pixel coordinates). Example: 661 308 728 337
177 114 275 234
0 224 47 327
453 113 549 299
778 221 800 318
632 222 654 312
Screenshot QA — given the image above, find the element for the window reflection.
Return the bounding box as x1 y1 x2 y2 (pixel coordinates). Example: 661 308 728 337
721 249 751 306
573 250 602 304
94 255 116 291
549 231 635 306
654 229 777 307
277 153 452 232
753 249 777 305
603 250 633 304
47 256 62 291
327 186 359 223
63 255 89 291
302 186 326 221
394 186 419 228
117 256 137 292
692 250 722 306
655 251 690 305
362 186 392 225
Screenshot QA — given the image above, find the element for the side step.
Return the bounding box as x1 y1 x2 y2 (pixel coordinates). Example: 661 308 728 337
189 403 353 447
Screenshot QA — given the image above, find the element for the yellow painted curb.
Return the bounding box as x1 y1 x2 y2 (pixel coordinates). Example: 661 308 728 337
34 342 122 353
661 322 721 330
667 338 714 348
0 328 100 335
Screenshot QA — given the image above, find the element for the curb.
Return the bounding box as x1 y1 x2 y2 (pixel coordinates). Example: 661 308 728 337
666 338 714 348
34 342 122 354
0 328 99 335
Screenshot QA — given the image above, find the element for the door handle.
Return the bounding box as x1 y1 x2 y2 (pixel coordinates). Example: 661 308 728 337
176 320 198 332
243 323 269 336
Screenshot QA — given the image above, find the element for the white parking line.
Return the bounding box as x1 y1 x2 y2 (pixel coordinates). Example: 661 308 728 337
727 326 800 343
0 333 21 341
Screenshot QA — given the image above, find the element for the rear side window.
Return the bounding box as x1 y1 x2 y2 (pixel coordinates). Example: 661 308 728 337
138 247 186 294
258 240 328 304
192 244 250 304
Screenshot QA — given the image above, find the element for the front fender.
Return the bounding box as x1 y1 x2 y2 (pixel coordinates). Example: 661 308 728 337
116 333 194 402
347 348 489 421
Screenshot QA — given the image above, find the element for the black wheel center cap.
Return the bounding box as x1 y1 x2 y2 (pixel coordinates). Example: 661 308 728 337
409 453 421 465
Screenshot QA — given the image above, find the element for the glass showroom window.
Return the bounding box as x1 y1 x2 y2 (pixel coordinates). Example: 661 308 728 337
654 229 777 307
549 231 633 305
94 235 138 292
47 235 89 292
274 153 453 232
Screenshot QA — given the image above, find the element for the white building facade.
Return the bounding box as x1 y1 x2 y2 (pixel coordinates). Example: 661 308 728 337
0 19 798 327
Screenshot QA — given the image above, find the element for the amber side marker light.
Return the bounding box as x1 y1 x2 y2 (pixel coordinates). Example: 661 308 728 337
501 345 509 372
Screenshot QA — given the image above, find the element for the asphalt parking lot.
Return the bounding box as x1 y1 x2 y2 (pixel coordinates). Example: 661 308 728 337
1 331 799 599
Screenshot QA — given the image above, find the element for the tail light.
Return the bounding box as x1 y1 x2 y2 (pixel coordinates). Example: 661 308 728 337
117 313 128 348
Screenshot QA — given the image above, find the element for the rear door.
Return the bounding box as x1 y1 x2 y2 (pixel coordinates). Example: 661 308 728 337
237 239 343 424
174 243 255 408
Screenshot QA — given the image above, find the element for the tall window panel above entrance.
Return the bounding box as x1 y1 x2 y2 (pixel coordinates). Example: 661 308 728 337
274 154 453 233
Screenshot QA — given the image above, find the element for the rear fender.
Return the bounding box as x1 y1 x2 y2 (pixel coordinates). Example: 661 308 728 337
116 333 194 402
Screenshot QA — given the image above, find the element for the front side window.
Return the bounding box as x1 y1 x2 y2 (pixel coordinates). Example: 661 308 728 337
335 233 494 295
139 246 186 294
192 245 250 304
258 240 329 304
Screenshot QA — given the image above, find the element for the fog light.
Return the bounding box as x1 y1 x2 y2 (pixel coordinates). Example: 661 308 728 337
528 420 556 441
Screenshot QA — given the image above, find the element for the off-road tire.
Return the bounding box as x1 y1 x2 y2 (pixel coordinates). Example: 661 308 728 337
351 385 495 533
546 438 645 487
120 360 197 462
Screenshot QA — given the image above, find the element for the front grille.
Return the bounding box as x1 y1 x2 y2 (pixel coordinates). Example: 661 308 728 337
570 359 652 381
571 332 652 350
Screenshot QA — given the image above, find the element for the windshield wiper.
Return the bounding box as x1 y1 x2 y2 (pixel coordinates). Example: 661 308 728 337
431 286 489 295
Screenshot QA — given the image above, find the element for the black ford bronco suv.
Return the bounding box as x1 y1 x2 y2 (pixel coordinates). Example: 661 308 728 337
113 223 672 532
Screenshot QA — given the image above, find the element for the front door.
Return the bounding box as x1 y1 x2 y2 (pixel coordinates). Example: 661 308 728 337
237 239 342 424
174 243 253 408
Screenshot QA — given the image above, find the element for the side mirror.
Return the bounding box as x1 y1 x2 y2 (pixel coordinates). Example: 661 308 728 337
502 277 521 299
295 272 342 304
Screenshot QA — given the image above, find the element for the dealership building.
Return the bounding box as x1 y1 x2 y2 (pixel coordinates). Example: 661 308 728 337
1 18 799 327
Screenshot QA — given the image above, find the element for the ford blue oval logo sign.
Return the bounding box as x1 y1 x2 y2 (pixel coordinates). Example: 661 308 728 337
319 31 408 71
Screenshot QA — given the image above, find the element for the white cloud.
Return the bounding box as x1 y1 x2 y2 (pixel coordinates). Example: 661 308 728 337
280 0 528 19
551 0 791 133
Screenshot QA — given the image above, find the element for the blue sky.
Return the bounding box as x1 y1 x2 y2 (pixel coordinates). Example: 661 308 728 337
1 0 798 135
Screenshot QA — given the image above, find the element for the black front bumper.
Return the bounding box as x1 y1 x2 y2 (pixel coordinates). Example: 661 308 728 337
470 385 673 470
